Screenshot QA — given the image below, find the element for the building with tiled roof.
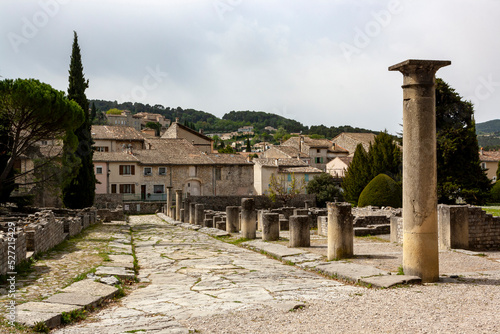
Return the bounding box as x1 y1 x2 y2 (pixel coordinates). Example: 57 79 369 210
93 137 253 199
479 149 500 181
161 121 213 153
279 136 349 171
253 158 321 195
91 125 145 152
332 132 377 154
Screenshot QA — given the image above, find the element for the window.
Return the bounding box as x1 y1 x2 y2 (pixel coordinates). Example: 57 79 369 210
119 165 135 175
95 146 109 152
144 167 152 176
287 174 292 182
317 149 320 153
189 166 197 177
111 184 117 193
158 167 166 175
41 140 48 145
304 174 309 182
96 166 103 174
481 162 486 170
315 157 324 164
119 184 135 193
215 167 222 180
153 185 164 193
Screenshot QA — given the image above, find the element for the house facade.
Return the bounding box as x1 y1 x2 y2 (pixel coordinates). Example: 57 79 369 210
92 125 145 152
326 156 353 178
93 137 253 199
479 149 500 182
253 158 322 195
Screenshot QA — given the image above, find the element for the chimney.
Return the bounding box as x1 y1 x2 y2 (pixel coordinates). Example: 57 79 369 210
199 129 204 135
175 117 179 123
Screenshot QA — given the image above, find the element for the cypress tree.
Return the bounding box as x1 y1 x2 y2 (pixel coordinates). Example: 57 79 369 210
63 31 95 208
342 144 371 205
368 131 402 181
436 78 491 205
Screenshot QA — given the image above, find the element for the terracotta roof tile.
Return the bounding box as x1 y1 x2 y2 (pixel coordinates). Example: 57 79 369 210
91 125 145 141
279 166 323 173
253 158 308 167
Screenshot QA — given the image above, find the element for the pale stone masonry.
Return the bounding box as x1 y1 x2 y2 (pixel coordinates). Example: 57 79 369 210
390 59 451 283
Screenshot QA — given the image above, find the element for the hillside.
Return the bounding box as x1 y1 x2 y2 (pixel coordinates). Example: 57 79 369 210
476 119 500 150
89 99 377 138
476 119 500 134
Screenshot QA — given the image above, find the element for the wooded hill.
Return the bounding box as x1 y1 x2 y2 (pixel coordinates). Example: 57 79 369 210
89 99 375 138
476 119 500 150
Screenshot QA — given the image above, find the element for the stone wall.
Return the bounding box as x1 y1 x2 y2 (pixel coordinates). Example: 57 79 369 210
394 205 500 250
0 207 100 276
123 202 164 214
94 194 123 209
467 207 500 250
353 215 390 227
186 195 316 211
24 211 65 254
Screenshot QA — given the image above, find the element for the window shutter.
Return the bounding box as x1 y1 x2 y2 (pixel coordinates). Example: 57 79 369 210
111 184 117 193
119 165 124 175
105 147 109 152
119 184 124 193
131 184 135 193
131 165 135 175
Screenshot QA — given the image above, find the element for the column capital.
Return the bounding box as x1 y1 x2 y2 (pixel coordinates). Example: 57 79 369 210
389 59 451 89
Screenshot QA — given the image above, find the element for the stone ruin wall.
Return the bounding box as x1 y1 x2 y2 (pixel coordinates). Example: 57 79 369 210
391 205 500 250
0 207 99 276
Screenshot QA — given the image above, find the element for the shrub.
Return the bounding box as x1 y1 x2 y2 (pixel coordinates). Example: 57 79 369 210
358 174 402 208
490 181 500 203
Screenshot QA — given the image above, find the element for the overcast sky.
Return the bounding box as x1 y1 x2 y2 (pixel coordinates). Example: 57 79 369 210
2 0 500 134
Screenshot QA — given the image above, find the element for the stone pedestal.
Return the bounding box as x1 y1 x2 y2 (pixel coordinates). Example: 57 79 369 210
166 187 173 217
175 190 182 221
289 215 310 247
327 202 353 260
241 198 256 239
194 204 204 226
389 59 451 283
438 205 469 250
226 206 239 233
189 203 196 225
203 218 213 228
179 208 184 223
304 200 313 209
294 209 308 216
183 199 190 224
262 213 279 241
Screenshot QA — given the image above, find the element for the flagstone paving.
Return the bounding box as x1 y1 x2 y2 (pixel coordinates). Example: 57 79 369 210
53 215 361 334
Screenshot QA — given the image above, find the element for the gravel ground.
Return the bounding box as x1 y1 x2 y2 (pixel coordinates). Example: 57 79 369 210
184 277 500 333
183 233 500 334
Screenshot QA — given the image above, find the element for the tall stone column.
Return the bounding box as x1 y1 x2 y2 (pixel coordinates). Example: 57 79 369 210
226 206 239 233
327 202 353 260
389 59 451 283
189 203 196 225
175 190 182 221
241 198 256 239
166 187 173 217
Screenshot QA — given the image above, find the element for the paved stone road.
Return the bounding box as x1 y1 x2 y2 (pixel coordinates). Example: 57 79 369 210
54 215 360 334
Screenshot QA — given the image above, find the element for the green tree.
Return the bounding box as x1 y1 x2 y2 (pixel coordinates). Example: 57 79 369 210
341 144 371 205
245 137 251 152
145 121 161 136
436 78 491 205
306 173 343 207
106 108 122 115
268 172 305 206
218 145 236 154
497 160 500 181
0 79 84 202
368 131 402 181
63 31 95 209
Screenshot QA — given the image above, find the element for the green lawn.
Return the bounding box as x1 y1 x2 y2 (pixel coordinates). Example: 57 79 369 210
482 206 500 216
